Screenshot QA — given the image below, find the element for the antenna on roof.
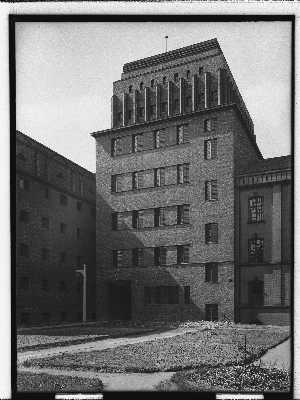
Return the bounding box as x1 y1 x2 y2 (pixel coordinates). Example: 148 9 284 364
165 36 168 52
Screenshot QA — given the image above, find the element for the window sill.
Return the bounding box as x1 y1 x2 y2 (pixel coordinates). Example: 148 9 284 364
247 220 265 224
206 242 218 245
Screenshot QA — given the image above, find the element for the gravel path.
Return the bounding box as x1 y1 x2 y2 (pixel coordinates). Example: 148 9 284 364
253 338 290 370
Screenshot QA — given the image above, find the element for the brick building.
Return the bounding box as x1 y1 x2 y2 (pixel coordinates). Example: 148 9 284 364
16 130 96 326
91 39 291 325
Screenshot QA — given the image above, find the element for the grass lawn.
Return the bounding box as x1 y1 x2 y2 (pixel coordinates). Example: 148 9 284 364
156 365 290 392
17 372 103 392
18 325 158 352
23 325 290 373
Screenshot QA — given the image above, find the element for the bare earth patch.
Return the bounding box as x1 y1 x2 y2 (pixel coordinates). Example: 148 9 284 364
23 325 289 373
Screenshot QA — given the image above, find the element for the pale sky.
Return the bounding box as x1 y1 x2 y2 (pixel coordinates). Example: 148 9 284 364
16 21 292 172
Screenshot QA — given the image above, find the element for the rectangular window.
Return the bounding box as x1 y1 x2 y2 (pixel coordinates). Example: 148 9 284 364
132 210 144 229
20 243 29 257
132 133 143 153
186 70 191 78
204 118 217 132
19 178 29 191
249 197 264 222
128 109 133 120
184 286 190 304
77 228 82 238
154 129 166 149
42 279 49 291
177 164 189 184
177 204 190 225
43 187 49 199
205 223 218 244
154 207 166 227
174 73 179 82
79 181 84 196
154 246 167 266
112 250 123 268
132 248 144 267
111 174 123 193
42 248 49 261
150 79 154 88
20 210 29 223
205 263 218 282
117 112 122 122
60 223 67 234
91 208 96 217
249 280 264 304
150 104 156 116
20 277 29 290
145 286 179 304
61 313 67 322
42 217 49 230
206 304 218 322
112 213 123 231
77 202 82 212
177 245 190 264
132 171 144 190
174 99 179 110
249 238 264 263
61 281 67 292
161 102 167 113
60 252 67 263
186 96 192 107
204 138 217 160
205 180 218 201
60 194 67 206
177 124 189 144
77 256 82 267
154 167 166 187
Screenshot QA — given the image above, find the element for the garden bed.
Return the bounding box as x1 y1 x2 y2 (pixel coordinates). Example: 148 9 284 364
23 325 290 373
156 365 291 392
17 372 103 392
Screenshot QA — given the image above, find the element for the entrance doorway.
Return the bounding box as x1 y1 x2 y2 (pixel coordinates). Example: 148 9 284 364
108 282 131 320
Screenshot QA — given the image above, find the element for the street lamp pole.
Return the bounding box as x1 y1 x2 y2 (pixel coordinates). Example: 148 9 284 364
76 264 86 324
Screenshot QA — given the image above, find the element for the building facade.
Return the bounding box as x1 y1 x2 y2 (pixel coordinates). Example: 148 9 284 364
91 39 291 325
235 156 291 325
16 130 97 326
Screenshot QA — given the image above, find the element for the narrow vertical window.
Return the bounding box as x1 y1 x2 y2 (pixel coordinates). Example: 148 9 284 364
205 263 218 282
249 280 264 304
112 250 123 267
150 79 154 88
132 171 143 190
112 213 123 230
174 99 179 110
177 124 189 144
154 168 165 187
177 245 190 264
140 82 144 90
249 238 264 263
150 104 156 116
177 164 189 184
177 204 190 224
206 304 218 322
129 85 133 93
154 246 167 266
132 133 143 153
132 248 144 267
154 207 166 227
132 210 144 229
19 178 29 191
211 90 218 102
111 174 123 193
186 70 191 79
204 118 217 132
205 180 218 201
174 73 179 82
161 102 167 113
79 181 83 196
204 138 217 160
111 138 122 156
205 223 218 244
154 129 166 149
184 286 190 304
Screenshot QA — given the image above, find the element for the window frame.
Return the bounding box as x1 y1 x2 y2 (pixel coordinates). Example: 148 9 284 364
249 280 264 305
204 118 217 132
205 223 218 244
205 263 218 283
177 204 190 225
206 303 218 322
177 245 190 264
177 124 189 145
249 238 264 263
60 194 68 206
112 250 123 268
177 163 189 184
248 196 264 223
205 180 218 201
111 137 122 157
154 207 166 227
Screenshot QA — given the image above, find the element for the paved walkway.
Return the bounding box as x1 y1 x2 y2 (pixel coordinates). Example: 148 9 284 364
253 338 290 370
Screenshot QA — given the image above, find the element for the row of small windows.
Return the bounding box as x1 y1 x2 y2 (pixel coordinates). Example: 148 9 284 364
111 236 264 268
128 67 205 93
20 277 96 294
112 121 217 156
112 204 190 230
240 173 290 186
20 244 88 265
19 178 96 216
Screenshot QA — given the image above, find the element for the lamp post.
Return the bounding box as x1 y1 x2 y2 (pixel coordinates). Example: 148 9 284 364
76 264 86 324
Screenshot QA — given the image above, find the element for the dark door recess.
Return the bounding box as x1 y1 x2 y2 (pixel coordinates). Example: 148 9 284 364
108 283 131 320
